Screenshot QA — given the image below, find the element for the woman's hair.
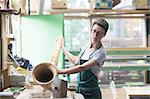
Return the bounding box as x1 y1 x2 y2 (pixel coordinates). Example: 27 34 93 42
93 18 109 36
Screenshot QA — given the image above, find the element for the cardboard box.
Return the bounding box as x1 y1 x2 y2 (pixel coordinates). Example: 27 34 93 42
94 0 113 9
51 0 67 9
9 75 25 82
133 0 149 9
0 92 14 99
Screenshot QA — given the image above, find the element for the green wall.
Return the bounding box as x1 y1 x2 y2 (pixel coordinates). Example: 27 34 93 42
21 14 64 67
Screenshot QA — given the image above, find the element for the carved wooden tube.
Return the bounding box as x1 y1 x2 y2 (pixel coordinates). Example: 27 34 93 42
32 37 63 90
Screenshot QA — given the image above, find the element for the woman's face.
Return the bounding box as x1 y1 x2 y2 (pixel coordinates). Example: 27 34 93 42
90 24 105 44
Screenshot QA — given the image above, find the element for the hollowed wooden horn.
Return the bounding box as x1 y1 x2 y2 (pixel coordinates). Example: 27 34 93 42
32 37 63 90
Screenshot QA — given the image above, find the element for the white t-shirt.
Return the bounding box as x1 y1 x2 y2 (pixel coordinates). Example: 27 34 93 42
80 46 106 77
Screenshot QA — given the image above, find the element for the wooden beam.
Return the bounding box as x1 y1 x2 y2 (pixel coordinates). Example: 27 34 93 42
2 69 9 89
106 47 150 56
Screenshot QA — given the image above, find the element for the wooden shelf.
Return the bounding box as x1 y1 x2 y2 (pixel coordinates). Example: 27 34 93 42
102 63 150 71
89 9 150 18
92 9 150 15
28 8 150 19
0 9 15 90
106 47 150 56
50 9 89 14
50 9 150 18
0 9 15 14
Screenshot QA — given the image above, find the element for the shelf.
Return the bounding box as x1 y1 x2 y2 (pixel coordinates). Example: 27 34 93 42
102 63 150 71
0 10 15 90
89 9 150 18
0 9 15 14
106 57 150 61
28 8 150 19
106 47 150 56
50 9 89 14
92 9 150 15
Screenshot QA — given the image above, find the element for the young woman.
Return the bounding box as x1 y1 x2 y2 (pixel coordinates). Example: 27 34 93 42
57 18 109 99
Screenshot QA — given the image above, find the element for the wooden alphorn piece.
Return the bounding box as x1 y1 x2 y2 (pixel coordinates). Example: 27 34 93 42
32 37 63 90
50 37 63 66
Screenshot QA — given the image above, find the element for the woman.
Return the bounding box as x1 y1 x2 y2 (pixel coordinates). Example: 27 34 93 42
57 18 109 99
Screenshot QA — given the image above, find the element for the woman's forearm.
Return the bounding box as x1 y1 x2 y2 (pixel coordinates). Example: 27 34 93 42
57 65 85 74
62 46 78 65
57 59 98 74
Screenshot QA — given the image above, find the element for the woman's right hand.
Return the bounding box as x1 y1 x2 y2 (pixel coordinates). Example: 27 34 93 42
56 36 64 48
56 68 64 74
61 37 65 48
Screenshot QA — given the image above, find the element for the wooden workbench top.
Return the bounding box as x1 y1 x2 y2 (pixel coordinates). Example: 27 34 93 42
16 85 84 99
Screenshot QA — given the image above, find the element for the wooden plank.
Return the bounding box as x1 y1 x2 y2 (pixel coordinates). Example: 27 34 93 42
107 47 150 51
102 63 150 71
144 71 150 84
70 47 150 56
0 9 14 14
0 13 2 70
2 69 9 89
0 11 11 90
106 47 150 56
92 9 150 15
89 15 150 19
89 9 150 18
1 14 8 70
50 9 89 14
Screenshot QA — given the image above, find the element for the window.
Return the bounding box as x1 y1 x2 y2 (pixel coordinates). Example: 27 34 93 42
67 0 90 9
64 19 90 51
102 18 146 48
65 18 146 51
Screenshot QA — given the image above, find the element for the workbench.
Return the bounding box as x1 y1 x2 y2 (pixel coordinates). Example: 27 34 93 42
124 86 150 99
16 85 84 99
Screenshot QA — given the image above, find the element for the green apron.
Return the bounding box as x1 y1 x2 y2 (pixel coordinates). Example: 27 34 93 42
76 59 101 99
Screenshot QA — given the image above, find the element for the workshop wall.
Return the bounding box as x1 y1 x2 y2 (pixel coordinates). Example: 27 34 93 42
21 14 64 66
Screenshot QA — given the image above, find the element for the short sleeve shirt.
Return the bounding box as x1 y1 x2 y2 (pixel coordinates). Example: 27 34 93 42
80 46 106 77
